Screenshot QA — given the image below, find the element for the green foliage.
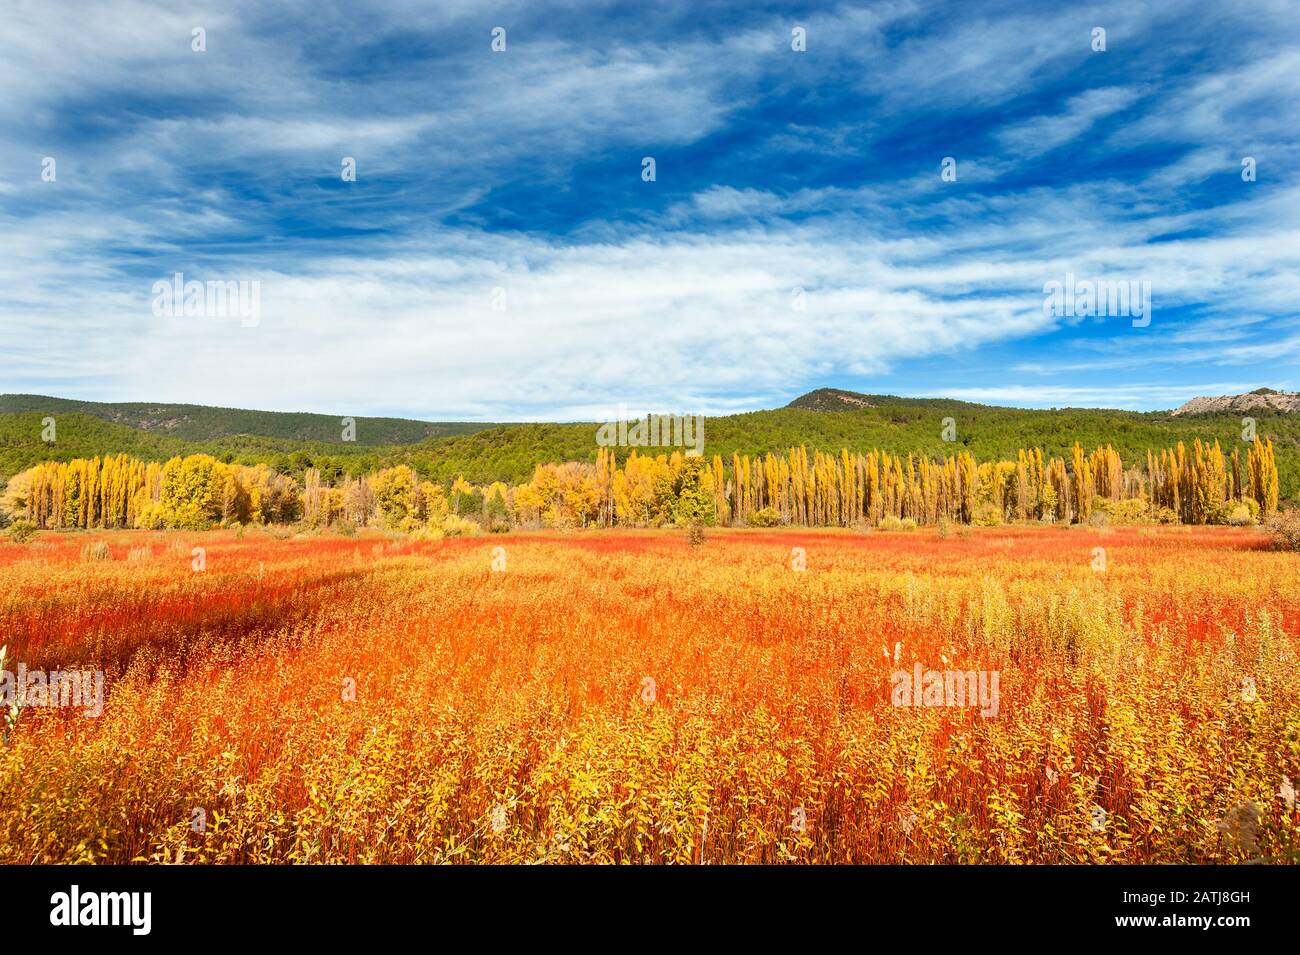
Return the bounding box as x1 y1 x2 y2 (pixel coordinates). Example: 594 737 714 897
484 487 510 523
663 457 715 527
450 476 482 518
5 520 36 543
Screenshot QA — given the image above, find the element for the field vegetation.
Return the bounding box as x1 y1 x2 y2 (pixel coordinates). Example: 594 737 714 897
0 525 1295 863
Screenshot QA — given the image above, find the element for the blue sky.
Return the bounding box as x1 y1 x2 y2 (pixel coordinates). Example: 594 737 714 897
1 0 1298 420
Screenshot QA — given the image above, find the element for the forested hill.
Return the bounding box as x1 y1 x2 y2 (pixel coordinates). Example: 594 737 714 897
408 399 1299 497
2 389 1298 501
0 395 493 445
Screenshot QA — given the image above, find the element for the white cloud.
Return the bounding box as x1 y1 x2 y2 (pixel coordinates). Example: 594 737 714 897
2 0 1299 416
929 383 1267 410
998 87 1145 158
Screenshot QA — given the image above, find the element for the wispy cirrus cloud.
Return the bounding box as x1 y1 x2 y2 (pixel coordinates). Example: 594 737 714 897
0 0 1297 415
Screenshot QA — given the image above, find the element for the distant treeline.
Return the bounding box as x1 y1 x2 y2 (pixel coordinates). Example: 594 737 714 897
4 402 1299 500
2 438 1279 533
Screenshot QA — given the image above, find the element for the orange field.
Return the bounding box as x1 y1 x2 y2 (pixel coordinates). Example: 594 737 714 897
1 524 1297 864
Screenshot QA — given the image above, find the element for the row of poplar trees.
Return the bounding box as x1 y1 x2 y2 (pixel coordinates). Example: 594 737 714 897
5 438 1281 530
11 454 300 530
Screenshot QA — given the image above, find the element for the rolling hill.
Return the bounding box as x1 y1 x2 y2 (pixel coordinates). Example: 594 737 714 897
0 395 494 446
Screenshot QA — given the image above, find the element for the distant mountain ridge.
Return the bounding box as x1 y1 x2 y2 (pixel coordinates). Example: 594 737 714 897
1171 388 1300 417
0 395 494 446
787 387 989 412
787 388 880 411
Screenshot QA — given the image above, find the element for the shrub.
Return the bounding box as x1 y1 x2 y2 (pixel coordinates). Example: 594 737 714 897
1227 497 1261 525
749 506 780 528
688 523 705 546
5 520 36 544
973 502 1003 527
1226 504 1256 527
1206 499 1256 526
135 503 166 530
334 521 357 537
81 541 112 562
1095 498 1149 525
1150 506 1179 525
442 515 481 537
878 516 917 531
1265 510 1300 551
489 519 511 534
